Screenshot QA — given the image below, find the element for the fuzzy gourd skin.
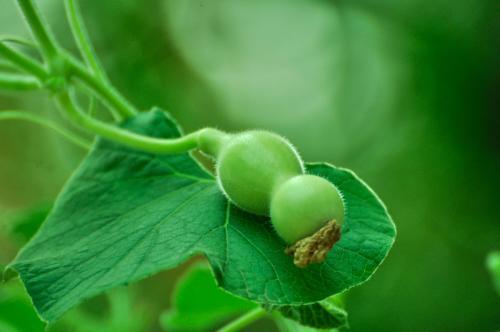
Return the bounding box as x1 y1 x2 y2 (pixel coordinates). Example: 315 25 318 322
270 175 344 244
215 131 304 215
199 129 345 250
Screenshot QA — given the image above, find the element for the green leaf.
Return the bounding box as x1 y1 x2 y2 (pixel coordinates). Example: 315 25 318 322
8 203 51 243
486 251 500 296
48 288 149 332
161 262 256 331
275 315 345 332
7 109 395 322
269 295 348 330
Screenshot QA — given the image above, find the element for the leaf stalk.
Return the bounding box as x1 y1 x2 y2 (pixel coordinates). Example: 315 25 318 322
0 42 47 80
56 91 205 154
0 110 91 149
217 307 267 332
16 0 60 65
0 73 41 90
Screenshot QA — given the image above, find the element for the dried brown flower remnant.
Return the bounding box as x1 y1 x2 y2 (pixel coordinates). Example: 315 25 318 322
285 220 341 268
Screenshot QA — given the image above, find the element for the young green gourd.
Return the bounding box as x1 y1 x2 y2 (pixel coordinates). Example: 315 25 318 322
198 129 345 268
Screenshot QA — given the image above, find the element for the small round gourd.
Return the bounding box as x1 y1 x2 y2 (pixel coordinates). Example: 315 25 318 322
215 131 303 215
270 174 344 244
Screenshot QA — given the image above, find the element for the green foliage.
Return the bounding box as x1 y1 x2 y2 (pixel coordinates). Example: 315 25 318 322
486 251 500 296
1 0 497 330
7 109 395 323
275 316 343 332
1 205 149 332
48 288 149 332
7 203 51 243
269 295 348 330
163 262 348 331
161 262 256 331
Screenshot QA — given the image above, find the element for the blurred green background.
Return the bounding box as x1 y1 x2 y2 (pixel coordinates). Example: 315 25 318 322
0 0 499 331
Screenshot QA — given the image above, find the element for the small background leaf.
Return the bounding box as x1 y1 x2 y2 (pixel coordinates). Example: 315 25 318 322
0 280 45 332
47 288 149 332
275 315 346 332
8 203 51 243
8 109 395 322
160 262 256 331
269 295 348 330
486 251 500 296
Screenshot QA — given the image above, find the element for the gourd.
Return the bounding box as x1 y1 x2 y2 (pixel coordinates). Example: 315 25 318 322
199 129 345 267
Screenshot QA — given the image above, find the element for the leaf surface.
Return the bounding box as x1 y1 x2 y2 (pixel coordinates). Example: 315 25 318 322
7 109 395 321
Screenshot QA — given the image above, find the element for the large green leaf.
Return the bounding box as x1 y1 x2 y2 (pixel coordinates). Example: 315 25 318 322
7 109 395 322
161 262 256 331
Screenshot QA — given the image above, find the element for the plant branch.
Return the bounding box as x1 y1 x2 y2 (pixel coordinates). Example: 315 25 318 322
217 307 267 332
15 0 60 64
0 60 19 72
0 42 47 80
0 73 40 90
56 91 203 154
66 55 137 119
0 34 37 49
0 110 91 149
64 0 108 82
14 0 137 121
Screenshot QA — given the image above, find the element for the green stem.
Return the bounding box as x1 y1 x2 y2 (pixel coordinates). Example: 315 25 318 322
0 60 19 72
16 0 60 64
0 110 91 149
198 128 230 157
14 0 136 120
0 42 47 80
66 56 137 119
217 308 267 332
64 0 108 82
86 95 95 116
0 34 37 49
0 73 40 90
56 91 204 154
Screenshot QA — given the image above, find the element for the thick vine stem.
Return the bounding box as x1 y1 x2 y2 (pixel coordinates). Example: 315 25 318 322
56 92 208 154
0 42 48 80
197 128 231 158
285 220 341 268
